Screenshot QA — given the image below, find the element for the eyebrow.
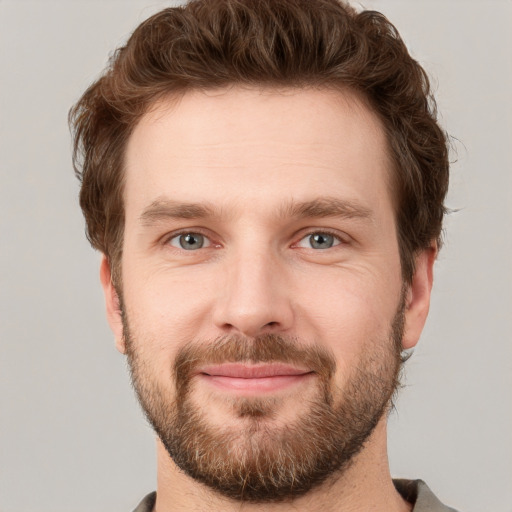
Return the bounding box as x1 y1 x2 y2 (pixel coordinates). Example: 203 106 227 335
279 197 373 221
139 199 217 225
139 196 373 226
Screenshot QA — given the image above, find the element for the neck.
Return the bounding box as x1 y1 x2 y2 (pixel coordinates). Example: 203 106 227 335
153 417 412 512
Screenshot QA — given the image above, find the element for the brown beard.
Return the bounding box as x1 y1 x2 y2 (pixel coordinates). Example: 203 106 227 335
123 304 404 503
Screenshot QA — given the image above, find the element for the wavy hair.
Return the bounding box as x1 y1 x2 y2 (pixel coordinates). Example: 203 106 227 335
69 0 449 284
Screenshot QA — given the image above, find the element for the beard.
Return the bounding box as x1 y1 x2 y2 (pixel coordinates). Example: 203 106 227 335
123 303 405 504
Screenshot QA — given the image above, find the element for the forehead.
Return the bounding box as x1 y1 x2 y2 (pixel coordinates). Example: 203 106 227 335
123 86 393 220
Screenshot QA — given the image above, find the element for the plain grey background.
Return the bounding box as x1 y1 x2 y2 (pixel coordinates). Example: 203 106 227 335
1 1 511 511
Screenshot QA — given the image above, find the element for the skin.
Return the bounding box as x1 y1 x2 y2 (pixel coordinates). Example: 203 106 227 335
100 86 435 511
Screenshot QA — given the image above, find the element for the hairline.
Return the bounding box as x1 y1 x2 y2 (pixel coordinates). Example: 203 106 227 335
110 83 415 288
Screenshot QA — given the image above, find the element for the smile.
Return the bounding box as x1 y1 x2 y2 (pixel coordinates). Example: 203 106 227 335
197 363 315 394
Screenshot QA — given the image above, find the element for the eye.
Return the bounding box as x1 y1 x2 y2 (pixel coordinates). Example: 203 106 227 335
168 232 210 250
297 232 341 250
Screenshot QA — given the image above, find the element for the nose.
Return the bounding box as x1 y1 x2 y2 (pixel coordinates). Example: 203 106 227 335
212 247 294 338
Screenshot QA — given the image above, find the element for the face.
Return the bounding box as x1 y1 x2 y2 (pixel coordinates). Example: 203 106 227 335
102 87 433 502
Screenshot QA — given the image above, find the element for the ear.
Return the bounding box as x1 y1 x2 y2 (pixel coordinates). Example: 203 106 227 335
402 245 437 350
99 255 126 354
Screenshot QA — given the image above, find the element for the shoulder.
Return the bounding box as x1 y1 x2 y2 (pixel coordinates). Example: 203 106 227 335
132 491 156 512
394 479 460 512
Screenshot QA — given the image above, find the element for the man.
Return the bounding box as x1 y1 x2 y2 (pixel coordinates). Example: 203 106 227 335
69 0 457 510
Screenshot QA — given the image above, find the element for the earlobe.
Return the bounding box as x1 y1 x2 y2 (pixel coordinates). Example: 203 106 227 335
402 245 437 350
99 256 126 354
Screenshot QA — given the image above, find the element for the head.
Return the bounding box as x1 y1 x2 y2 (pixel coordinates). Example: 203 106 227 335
70 0 449 504
70 0 449 287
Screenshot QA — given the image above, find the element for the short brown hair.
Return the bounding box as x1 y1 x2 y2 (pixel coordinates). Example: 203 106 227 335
70 0 449 284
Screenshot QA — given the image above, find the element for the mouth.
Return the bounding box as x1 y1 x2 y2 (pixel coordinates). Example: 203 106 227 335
196 363 315 394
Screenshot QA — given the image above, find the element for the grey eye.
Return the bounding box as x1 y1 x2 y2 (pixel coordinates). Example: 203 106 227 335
296 232 341 250
169 233 208 250
309 233 335 249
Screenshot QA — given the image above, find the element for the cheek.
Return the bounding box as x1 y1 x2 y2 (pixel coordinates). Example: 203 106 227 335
294 266 401 371
121 262 220 366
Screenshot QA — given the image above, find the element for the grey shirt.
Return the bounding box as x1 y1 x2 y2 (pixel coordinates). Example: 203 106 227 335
132 479 460 511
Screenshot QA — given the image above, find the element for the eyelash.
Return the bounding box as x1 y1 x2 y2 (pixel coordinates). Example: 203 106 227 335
163 228 348 252
164 229 214 249
294 229 345 249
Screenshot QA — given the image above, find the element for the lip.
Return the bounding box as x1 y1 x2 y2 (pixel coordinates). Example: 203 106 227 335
197 363 314 394
199 363 311 379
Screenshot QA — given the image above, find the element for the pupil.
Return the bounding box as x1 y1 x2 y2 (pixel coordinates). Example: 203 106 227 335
180 233 203 250
311 233 333 249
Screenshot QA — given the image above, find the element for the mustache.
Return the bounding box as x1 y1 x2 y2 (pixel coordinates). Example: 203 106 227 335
173 334 336 394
